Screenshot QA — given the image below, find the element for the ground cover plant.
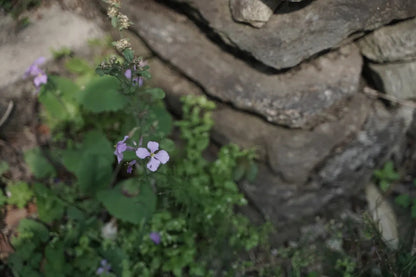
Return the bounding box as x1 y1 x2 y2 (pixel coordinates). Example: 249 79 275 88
0 1 267 276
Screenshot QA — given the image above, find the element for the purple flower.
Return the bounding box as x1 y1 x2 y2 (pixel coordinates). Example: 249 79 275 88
24 57 48 91
96 259 111 275
114 136 129 164
124 68 132 79
136 141 169 172
127 160 136 174
149 232 161 245
124 66 143 87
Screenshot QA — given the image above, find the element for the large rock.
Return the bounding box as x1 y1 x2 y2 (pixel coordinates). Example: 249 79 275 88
242 101 410 233
358 17 416 63
367 61 416 100
164 0 416 70
123 0 363 128
0 3 104 90
229 0 281 28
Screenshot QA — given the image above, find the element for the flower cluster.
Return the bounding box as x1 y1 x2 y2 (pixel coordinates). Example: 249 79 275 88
96 259 111 275
114 136 169 172
24 57 48 93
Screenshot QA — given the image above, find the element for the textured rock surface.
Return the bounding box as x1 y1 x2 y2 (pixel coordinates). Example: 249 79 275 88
368 61 416 100
358 17 416 63
124 0 363 128
229 0 281 28
0 4 104 90
242 102 409 229
165 0 416 69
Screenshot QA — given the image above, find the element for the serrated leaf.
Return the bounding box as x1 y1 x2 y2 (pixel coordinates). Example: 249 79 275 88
97 179 156 224
123 48 134 62
38 76 83 130
62 131 113 194
33 183 65 223
395 194 411 208
8 182 33 208
24 148 56 179
77 76 128 113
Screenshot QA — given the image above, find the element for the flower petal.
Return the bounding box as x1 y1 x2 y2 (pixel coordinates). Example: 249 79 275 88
147 141 159 153
149 232 161 244
124 69 132 79
34 57 46 66
147 157 161 172
136 147 150 159
155 150 169 164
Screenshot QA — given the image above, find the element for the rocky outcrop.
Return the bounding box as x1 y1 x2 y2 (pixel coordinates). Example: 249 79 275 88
358 17 416 63
358 18 416 100
118 0 416 236
124 0 363 128
164 0 416 70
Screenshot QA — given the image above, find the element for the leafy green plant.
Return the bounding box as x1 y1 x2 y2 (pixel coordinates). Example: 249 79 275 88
373 161 400 192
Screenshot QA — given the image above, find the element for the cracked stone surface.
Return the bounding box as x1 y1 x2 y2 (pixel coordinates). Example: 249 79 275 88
123 0 363 128
164 0 416 70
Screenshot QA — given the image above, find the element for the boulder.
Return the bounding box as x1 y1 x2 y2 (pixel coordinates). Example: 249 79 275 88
229 0 282 28
358 17 416 63
367 61 416 100
123 0 363 128
164 0 416 70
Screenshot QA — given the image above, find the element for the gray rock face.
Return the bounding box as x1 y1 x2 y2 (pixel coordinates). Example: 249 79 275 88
166 0 416 70
242 101 409 231
211 94 369 184
229 0 281 28
368 61 416 100
123 0 363 128
358 17 416 63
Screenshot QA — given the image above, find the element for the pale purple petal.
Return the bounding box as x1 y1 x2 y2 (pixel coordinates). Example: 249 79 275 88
114 136 129 164
124 69 132 79
147 141 159 154
138 76 143 87
34 57 46 66
149 232 161 244
154 150 169 164
34 73 47 87
127 160 136 174
136 147 150 159
147 157 161 172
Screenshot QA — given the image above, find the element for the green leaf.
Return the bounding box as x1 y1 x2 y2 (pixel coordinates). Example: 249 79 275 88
65 57 92 74
62 131 113 194
33 183 65 223
395 194 411 208
24 147 56 179
8 182 33 208
13 219 49 246
246 162 258 183
38 76 83 130
123 48 134 62
379 180 390 192
77 76 128 113
97 179 156 224
44 242 69 277
143 88 165 100
411 203 416 218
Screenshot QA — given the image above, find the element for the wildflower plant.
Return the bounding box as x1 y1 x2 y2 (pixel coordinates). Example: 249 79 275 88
2 0 268 276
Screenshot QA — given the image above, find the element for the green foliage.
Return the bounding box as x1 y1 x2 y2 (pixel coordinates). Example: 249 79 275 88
77 76 128 113
38 75 83 131
62 130 113 194
373 161 400 192
24 147 56 179
7 181 33 208
97 179 156 224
